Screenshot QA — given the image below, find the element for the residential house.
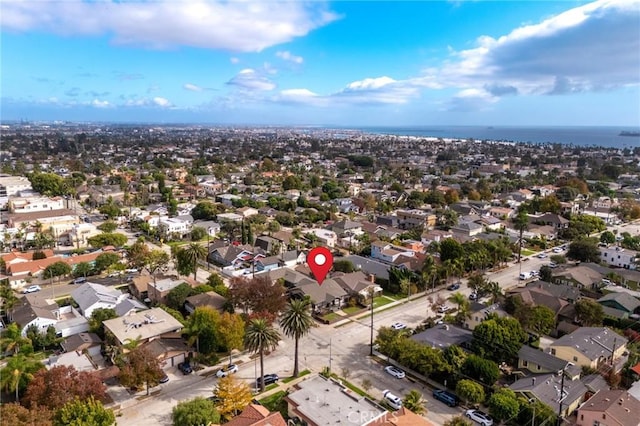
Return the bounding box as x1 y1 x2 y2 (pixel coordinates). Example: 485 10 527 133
517 345 575 375
102 307 183 347
8 209 80 236
280 250 306 268
376 215 400 228
370 242 415 263
507 284 574 327
67 222 101 247
254 235 282 254
597 293 640 319
600 247 639 270
450 221 484 239
412 324 474 350
191 220 221 237
421 229 454 246
225 404 286 426
236 206 259 218
577 390 640 426
345 255 391 281
396 209 436 230
488 206 515 220
369 407 436 426
129 275 152 302
283 268 349 314
510 372 588 418
464 303 510 330
548 327 628 372
209 244 253 267
284 375 387 426
71 282 131 319
148 276 192 305
61 332 102 356
332 271 383 304
217 193 242 206
530 213 570 230
158 217 191 238
255 255 280 272
8 196 65 213
184 291 227 314
8 297 58 337
552 263 608 289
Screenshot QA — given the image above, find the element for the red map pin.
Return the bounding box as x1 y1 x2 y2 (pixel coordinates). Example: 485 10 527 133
307 247 333 285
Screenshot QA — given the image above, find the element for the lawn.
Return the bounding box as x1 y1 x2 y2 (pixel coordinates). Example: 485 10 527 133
373 296 394 308
382 291 404 301
320 312 342 323
342 305 364 315
329 374 373 399
521 248 536 256
282 369 311 384
259 390 288 419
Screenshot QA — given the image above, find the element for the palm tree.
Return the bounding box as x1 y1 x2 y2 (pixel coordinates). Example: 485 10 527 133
514 209 529 264
0 354 44 402
485 280 503 304
183 242 208 281
447 292 470 324
0 323 32 355
244 318 281 392
402 390 426 415
279 299 314 377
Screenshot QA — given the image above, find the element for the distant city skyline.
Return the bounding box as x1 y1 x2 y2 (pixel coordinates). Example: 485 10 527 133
1 0 639 126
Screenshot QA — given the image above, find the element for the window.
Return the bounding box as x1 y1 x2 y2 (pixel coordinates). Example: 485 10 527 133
573 356 578 362
602 414 606 420
593 421 600 426
523 361 528 367
551 349 556 355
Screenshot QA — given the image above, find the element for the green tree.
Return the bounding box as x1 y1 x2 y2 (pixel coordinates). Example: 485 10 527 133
190 226 207 241
487 388 520 423
127 240 150 270
166 283 194 312
244 318 281 392
439 238 464 263
52 396 115 426
1 323 33 355
28 173 67 196
178 242 207 281
402 390 426 414
447 292 470 324
89 308 118 340
171 397 220 426
600 231 616 245
472 316 527 362
217 312 245 363
333 259 355 273
279 299 314 377
575 298 604 326
87 233 127 248
184 307 221 355
0 354 44 401
443 416 473 426
567 238 601 262
455 379 485 406
97 221 118 233
513 209 529 264
43 261 72 286
191 201 219 220
73 261 93 278
443 345 467 371
143 249 170 283
461 355 500 386
528 305 556 337
93 252 121 273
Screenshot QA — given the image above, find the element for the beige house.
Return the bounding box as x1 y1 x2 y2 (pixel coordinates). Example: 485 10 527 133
548 327 628 372
577 390 640 426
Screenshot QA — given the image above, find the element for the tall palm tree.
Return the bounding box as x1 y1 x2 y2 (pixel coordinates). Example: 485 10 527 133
0 323 32 355
244 318 281 392
279 299 314 377
447 292 470 324
514 209 529 264
0 354 44 402
183 242 208 281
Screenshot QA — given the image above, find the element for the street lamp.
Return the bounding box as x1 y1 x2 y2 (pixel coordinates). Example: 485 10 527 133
557 362 574 426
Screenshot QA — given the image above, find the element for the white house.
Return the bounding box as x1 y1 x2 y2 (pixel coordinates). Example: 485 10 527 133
68 222 101 247
9 196 66 213
307 228 337 248
600 246 639 270
158 216 191 237
370 241 415 263
71 282 129 318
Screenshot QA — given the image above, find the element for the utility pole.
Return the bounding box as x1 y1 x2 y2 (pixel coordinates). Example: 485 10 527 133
329 338 332 373
369 288 374 356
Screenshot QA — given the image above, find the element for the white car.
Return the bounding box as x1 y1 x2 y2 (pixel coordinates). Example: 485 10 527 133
390 322 407 330
437 305 451 313
465 409 494 426
384 365 406 379
23 285 42 294
536 253 547 258
553 247 563 253
216 364 239 378
382 390 403 410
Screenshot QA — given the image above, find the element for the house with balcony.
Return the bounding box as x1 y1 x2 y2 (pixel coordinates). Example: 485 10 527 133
548 327 628 372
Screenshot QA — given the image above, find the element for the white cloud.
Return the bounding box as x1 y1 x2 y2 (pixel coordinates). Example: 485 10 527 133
230 57 240 64
0 0 339 52
183 83 203 92
153 97 171 107
276 51 304 64
227 69 276 91
91 99 112 108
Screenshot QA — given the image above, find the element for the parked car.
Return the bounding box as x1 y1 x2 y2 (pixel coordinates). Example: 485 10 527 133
178 362 193 375
384 365 406 379
548 261 558 268
23 285 41 294
159 375 170 384
390 322 407 330
216 364 239 378
468 292 478 301
465 409 494 426
447 282 460 291
382 390 403 410
72 277 87 284
107 271 123 278
433 389 459 407
553 247 563 253
536 253 547 258
256 374 279 387
437 305 451 313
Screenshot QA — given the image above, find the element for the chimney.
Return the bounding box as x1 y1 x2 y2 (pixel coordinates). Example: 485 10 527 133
532 378 536 386
369 274 375 283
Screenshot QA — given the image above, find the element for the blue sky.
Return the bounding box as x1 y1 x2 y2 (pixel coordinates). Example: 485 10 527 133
1 0 639 126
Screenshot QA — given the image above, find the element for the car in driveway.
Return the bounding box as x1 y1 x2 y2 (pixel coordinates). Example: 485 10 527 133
178 362 193 375
23 285 42 294
216 364 239 378
159 374 170 384
390 322 407 330
382 390 403 410
465 409 494 426
384 365 406 379
437 305 451 313
256 374 279 387
433 389 459 407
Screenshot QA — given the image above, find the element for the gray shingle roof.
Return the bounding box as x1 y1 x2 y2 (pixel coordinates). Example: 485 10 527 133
518 345 566 372
550 327 628 362
510 373 587 414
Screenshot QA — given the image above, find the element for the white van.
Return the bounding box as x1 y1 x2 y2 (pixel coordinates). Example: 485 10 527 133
519 272 532 280
382 390 403 410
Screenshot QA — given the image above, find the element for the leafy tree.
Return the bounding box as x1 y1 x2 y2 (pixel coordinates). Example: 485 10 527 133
217 312 245 363
142 249 170 282
184 306 221 355
25 325 58 351
52 396 115 426
206 272 224 287
443 345 467 371
94 252 121 273
87 233 127 248
513 209 529 264
539 265 553 282
73 261 93 278
443 416 473 426
213 375 253 420
191 201 219 220
166 283 194 311
172 397 220 426
158 305 186 325
98 203 122 220
0 354 44 401
97 221 118 233
0 403 53 425
528 305 556 337
28 173 67 196
575 298 604 326
118 347 164 395
1 323 33 355
461 355 500 386
175 243 207 280
472 316 527 362
89 308 118 340
516 398 557 426
279 299 314 377
24 365 106 410
600 231 616 245
229 276 287 317
333 259 355 273
567 238 600 262
244 318 281 392
127 240 150 269
439 238 464 263
0 278 19 315
190 226 207 241
402 390 426 414
447 292 470 324
43 261 72 284
487 388 519 423
455 379 485 406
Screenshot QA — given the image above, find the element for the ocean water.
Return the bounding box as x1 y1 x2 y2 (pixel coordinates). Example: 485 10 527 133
352 126 640 148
